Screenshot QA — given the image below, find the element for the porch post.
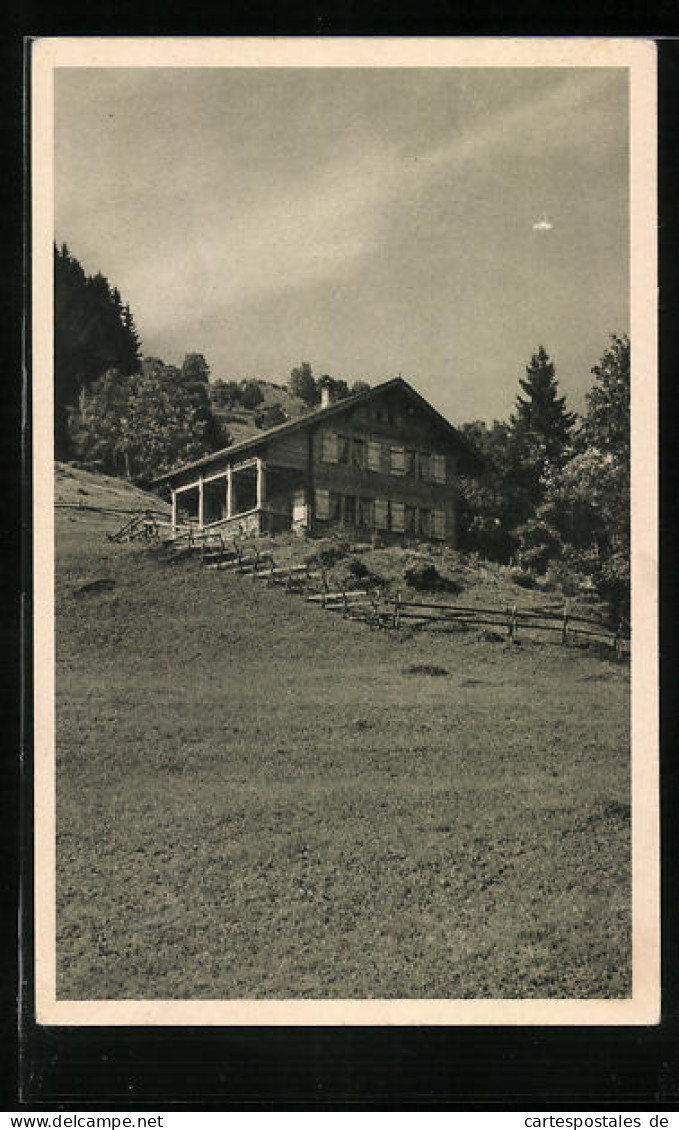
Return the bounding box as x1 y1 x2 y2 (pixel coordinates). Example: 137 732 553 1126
197 475 204 528
171 489 177 535
257 458 266 509
226 465 233 519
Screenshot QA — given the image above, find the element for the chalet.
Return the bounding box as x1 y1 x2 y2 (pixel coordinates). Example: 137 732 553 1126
154 377 475 547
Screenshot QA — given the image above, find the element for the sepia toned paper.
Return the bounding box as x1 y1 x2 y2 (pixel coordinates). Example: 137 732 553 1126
32 36 658 1026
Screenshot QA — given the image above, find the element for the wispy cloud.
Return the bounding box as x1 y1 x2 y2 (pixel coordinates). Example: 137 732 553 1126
125 143 403 337
114 68 620 347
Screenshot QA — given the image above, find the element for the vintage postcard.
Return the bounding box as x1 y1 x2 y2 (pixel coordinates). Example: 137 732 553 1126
31 36 658 1025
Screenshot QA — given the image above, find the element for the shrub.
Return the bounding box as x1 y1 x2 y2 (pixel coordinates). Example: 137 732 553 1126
515 517 563 574
403 562 463 595
306 541 352 569
509 567 536 589
347 557 369 579
254 404 286 429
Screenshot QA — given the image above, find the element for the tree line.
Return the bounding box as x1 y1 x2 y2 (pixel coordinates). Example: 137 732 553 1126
458 337 629 616
55 244 629 613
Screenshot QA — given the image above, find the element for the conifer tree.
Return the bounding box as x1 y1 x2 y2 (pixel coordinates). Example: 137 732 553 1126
54 243 142 456
510 346 576 469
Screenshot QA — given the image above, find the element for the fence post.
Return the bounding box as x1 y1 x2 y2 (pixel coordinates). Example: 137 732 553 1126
252 549 259 581
614 617 623 660
508 604 517 642
342 585 349 618
268 559 275 586
236 546 243 573
321 569 329 608
393 590 402 630
562 599 570 646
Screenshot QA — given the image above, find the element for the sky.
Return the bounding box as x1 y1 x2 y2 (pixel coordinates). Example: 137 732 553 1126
54 66 629 425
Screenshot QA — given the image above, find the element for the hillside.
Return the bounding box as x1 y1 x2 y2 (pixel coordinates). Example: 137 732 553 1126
54 465 631 1001
209 379 315 445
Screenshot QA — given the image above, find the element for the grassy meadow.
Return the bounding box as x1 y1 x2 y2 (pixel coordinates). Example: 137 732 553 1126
55 467 631 1000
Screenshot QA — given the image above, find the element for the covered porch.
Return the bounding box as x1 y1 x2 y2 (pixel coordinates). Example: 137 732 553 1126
170 457 308 538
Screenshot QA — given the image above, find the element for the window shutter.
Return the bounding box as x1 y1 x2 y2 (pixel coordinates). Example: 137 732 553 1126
391 501 405 532
315 488 330 519
374 499 389 529
431 454 446 483
390 446 405 476
367 441 382 472
322 431 338 463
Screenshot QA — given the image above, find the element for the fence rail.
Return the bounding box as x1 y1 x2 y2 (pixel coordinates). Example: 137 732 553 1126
105 515 628 656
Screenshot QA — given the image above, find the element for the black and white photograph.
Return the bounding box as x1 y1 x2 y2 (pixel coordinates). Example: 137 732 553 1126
31 37 658 1025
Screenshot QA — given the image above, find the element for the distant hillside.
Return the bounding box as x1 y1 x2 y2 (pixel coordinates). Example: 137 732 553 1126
209 379 317 446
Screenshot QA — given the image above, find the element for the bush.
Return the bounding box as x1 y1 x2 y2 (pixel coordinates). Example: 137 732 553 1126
342 557 384 589
306 541 352 569
347 557 369 579
403 562 463 595
515 518 563 574
508 567 536 589
238 380 264 409
254 404 286 429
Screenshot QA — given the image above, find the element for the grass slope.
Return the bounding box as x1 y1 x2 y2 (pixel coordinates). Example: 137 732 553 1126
55 466 631 1000
210 380 311 444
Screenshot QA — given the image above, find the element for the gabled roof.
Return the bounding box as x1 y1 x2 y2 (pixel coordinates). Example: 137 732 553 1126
153 376 478 485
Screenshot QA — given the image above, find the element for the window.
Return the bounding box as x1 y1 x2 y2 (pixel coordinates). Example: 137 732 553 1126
390 446 405 476
338 434 350 464
322 431 338 463
352 437 365 469
432 509 446 539
374 499 389 530
419 451 431 481
390 501 405 532
405 448 416 476
419 508 431 537
431 453 446 484
343 495 356 526
356 497 369 528
367 441 382 473
315 488 330 520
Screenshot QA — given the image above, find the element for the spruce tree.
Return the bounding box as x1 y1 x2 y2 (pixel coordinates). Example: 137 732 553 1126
54 244 142 456
510 346 576 469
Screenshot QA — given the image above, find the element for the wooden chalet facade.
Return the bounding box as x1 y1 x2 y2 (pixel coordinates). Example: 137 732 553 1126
155 377 473 547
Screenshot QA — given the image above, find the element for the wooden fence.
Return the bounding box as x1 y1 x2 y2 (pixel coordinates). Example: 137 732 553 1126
106 515 629 656
206 542 628 657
